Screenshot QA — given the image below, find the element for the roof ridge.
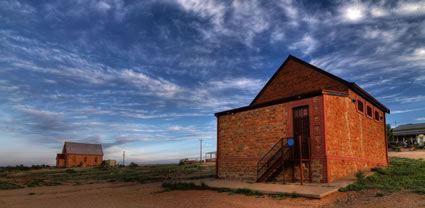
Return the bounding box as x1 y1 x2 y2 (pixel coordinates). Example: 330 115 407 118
249 55 390 113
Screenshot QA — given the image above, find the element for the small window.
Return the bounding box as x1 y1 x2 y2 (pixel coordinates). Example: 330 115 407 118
72 156 76 162
84 157 87 162
95 157 98 163
374 111 380 121
367 105 372 118
357 100 364 113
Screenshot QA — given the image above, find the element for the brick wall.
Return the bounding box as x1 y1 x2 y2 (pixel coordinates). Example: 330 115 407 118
217 96 327 182
252 59 348 105
64 154 103 168
324 90 387 182
56 159 65 167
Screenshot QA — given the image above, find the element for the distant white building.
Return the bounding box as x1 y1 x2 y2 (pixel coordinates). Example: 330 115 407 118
393 123 425 145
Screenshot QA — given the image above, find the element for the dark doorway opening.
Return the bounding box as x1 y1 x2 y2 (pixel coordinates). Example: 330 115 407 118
293 106 310 159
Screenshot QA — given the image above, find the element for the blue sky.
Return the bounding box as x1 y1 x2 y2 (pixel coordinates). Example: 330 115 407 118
1 0 425 166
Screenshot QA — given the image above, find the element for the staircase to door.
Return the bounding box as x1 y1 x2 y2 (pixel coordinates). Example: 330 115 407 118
256 106 312 184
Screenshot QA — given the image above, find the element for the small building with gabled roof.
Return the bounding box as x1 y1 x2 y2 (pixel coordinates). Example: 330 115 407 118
215 55 390 183
392 123 425 146
56 142 103 168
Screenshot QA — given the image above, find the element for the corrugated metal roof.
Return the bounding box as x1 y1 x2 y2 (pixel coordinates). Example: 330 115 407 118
63 142 103 155
393 130 425 136
393 123 425 131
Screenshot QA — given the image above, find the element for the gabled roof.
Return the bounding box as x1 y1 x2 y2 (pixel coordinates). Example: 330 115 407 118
393 123 425 132
62 142 103 155
250 55 389 113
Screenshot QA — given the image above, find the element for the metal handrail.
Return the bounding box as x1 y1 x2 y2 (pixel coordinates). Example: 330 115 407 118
257 148 281 177
256 137 291 181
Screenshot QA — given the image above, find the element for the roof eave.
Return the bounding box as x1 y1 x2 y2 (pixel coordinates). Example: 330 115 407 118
216 90 324 117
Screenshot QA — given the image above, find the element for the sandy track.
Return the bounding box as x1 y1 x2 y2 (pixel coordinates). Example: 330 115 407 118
1 182 424 208
0 182 330 208
389 151 425 160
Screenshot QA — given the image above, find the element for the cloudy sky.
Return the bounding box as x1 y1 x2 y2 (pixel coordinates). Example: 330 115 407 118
1 0 425 166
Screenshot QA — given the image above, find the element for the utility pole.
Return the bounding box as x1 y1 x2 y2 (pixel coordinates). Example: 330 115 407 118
199 139 203 163
123 151 125 166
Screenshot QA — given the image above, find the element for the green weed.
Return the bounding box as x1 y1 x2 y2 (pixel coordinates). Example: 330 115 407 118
340 157 425 193
161 182 287 199
0 181 23 190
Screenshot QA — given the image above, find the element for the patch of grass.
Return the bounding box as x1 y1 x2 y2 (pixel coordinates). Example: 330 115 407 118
0 181 24 190
186 174 216 180
233 188 264 196
0 165 51 172
65 169 76 174
162 182 209 191
375 192 384 197
25 179 60 187
1 163 216 189
161 182 287 199
340 157 425 193
269 193 287 200
291 192 298 198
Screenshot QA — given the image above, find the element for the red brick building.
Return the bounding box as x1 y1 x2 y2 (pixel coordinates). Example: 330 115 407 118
56 142 103 168
215 55 390 183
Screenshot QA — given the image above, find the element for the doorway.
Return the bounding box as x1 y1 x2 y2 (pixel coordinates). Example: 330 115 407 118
293 106 310 159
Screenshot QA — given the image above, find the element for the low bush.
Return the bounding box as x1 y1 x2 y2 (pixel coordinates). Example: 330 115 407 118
129 162 138 168
0 164 51 172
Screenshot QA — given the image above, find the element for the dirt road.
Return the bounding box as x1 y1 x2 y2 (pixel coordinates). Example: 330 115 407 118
389 150 425 160
1 182 424 208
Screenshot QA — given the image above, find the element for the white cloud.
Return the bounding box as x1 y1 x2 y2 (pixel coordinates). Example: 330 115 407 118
119 70 183 98
416 75 425 81
370 7 388 17
270 29 285 43
174 0 272 47
278 0 298 23
206 78 264 92
394 1 425 16
94 1 112 12
363 27 407 43
399 95 425 103
0 0 36 14
417 117 425 121
13 105 63 118
289 35 318 55
44 79 57 84
0 86 19 92
392 108 425 114
176 0 226 26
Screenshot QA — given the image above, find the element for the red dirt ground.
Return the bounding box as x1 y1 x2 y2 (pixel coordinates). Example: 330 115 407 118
1 182 424 208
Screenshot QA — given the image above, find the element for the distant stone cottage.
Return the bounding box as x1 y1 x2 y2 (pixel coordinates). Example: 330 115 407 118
56 142 103 168
215 55 390 183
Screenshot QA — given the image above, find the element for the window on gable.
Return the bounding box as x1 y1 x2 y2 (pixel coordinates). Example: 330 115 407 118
375 111 380 121
84 157 87 162
367 105 372 118
357 100 364 113
95 157 98 163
